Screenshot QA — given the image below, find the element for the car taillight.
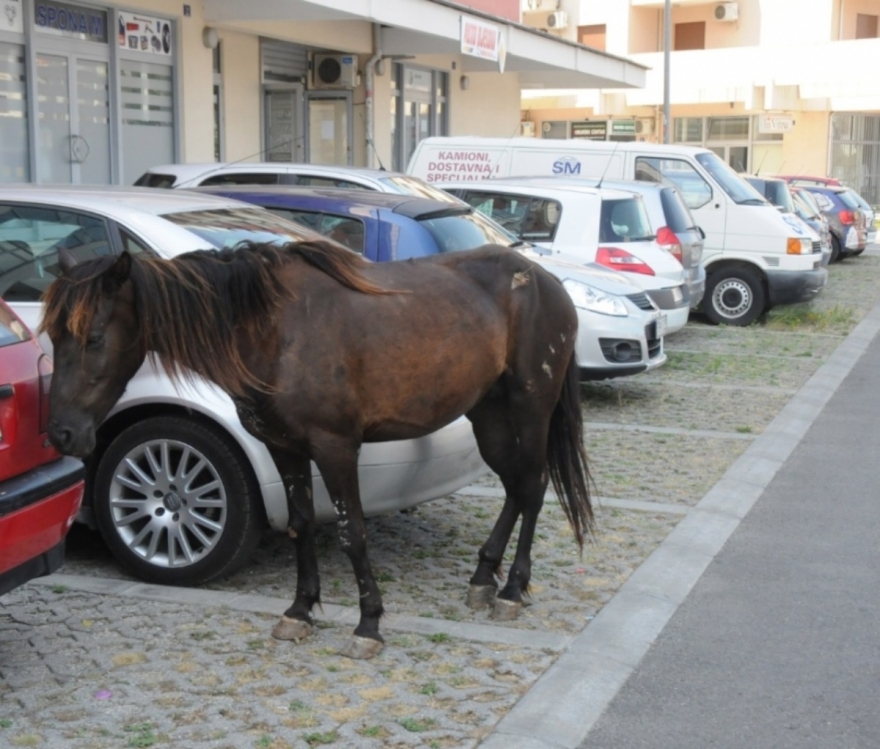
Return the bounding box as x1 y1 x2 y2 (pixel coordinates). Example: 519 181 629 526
839 209 854 225
38 354 52 434
595 247 655 276
655 226 683 264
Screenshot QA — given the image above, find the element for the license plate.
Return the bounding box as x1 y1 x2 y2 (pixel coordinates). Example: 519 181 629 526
655 313 667 338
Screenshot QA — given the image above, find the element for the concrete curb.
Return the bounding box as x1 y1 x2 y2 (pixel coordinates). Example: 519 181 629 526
478 303 880 749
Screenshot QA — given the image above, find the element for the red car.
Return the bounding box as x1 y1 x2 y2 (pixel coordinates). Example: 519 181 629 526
0 299 84 596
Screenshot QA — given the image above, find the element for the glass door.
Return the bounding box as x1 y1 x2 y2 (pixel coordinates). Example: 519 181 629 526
306 91 352 165
36 52 110 184
265 85 304 163
708 145 749 173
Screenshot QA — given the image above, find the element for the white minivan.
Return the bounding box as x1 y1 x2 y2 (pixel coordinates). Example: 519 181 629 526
408 137 828 326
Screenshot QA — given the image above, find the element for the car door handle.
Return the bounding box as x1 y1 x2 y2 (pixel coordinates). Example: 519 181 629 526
0 384 14 399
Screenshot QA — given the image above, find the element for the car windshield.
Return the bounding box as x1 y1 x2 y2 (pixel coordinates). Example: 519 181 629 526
599 198 654 242
380 176 462 204
695 153 766 204
134 172 177 188
418 209 519 253
756 180 795 212
794 189 822 217
162 206 320 248
835 190 861 210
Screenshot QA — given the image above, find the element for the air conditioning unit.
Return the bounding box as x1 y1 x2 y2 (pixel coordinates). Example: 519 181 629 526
635 119 654 135
714 2 739 22
521 121 536 137
312 54 358 89
547 10 569 29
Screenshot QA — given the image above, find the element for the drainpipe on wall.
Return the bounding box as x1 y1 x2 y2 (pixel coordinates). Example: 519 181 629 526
365 24 384 170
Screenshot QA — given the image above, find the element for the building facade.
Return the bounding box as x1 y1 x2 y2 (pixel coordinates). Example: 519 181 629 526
0 0 644 185
521 0 880 204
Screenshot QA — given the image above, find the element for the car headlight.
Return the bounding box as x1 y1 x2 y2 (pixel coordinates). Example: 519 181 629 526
562 279 628 317
786 237 812 255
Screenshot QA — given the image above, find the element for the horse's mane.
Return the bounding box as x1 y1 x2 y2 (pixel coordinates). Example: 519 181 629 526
41 240 390 397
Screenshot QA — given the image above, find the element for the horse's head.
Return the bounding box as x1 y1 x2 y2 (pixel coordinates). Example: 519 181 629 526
43 250 146 457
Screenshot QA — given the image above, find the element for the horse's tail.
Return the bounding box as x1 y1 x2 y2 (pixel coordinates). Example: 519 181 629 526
547 353 593 549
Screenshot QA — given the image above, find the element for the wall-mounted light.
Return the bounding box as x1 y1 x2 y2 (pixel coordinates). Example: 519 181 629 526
202 26 219 49
460 75 470 91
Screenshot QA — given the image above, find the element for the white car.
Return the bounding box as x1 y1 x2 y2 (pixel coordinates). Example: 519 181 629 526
0 185 487 586
136 162 461 204
440 181 692 334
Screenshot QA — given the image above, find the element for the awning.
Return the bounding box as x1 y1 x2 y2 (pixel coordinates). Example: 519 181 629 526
204 0 647 90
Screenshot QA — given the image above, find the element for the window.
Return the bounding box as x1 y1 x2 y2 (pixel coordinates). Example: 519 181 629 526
856 14 878 39
599 199 653 243
635 156 713 209
199 172 281 186
213 42 223 162
416 211 516 255
695 152 765 204
264 209 366 253
0 206 113 302
659 188 696 233
162 207 317 249
391 64 449 171
459 191 561 242
673 118 703 144
578 24 606 51
707 117 750 141
0 43 28 184
674 22 705 51
293 176 369 189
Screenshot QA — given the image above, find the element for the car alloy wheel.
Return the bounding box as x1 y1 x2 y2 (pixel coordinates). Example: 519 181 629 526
705 267 765 326
94 416 263 585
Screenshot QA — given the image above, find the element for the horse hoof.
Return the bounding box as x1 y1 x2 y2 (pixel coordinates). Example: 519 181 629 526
466 584 497 610
272 616 313 641
491 598 522 621
339 635 383 660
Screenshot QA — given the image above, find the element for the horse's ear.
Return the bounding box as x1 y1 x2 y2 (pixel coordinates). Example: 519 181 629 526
102 251 133 290
58 247 78 275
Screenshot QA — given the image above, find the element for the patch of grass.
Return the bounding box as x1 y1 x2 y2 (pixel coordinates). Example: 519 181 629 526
400 717 438 733
289 700 308 712
357 725 388 739
735 426 753 434
0 720 11 728
246 639 264 650
51 585 67 594
124 723 157 748
419 681 439 695
303 731 338 745
189 631 216 641
426 633 450 644
766 303 855 331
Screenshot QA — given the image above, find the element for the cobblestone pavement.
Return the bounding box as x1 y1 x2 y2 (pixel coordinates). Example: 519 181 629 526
2 252 879 748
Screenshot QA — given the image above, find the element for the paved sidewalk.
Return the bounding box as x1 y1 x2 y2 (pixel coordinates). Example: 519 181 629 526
482 303 880 749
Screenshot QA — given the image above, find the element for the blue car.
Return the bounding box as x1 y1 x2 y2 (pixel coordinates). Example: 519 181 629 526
799 185 868 261
190 185 668 381
191 185 497 261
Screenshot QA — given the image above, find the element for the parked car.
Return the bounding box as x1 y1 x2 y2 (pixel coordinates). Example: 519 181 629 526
790 187 833 266
778 175 844 189
193 185 667 381
0 299 84 596
436 180 691 334
843 188 876 244
491 176 707 311
136 162 461 204
0 185 487 586
797 185 868 261
743 176 829 266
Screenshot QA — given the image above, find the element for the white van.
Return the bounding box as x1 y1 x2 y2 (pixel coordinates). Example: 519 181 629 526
408 137 828 326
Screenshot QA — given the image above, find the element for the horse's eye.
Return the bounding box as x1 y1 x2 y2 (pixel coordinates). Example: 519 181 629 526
86 333 104 348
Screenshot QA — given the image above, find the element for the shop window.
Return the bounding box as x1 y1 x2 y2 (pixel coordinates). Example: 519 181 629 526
673 118 703 144
391 64 449 172
578 24 606 51
674 22 705 51
213 43 223 161
856 14 878 39
0 42 28 184
707 117 750 141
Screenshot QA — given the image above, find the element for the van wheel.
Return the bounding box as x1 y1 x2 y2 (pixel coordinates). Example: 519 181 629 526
704 267 765 326
93 416 264 586
830 235 842 263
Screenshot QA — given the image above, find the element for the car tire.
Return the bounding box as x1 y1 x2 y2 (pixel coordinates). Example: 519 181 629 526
704 267 765 327
94 416 264 586
830 235 842 263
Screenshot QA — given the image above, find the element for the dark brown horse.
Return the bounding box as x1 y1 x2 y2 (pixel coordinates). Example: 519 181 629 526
43 240 592 659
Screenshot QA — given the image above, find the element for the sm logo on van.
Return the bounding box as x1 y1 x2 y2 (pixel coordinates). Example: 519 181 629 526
552 156 582 175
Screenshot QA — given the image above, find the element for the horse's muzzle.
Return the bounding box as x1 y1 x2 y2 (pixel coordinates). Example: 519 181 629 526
48 420 96 458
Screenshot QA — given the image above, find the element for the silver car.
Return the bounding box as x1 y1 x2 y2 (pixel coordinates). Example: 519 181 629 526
0 185 487 585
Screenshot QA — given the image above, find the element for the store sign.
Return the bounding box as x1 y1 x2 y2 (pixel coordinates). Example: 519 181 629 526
758 114 794 134
118 12 172 56
34 1 107 42
2 0 23 34
461 16 506 72
571 121 607 140
611 120 636 135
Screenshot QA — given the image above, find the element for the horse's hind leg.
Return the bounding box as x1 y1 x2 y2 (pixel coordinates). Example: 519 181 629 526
467 394 551 619
269 450 321 643
311 435 385 660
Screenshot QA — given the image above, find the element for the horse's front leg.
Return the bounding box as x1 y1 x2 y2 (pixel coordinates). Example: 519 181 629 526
267 450 321 643
313 437 384 660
